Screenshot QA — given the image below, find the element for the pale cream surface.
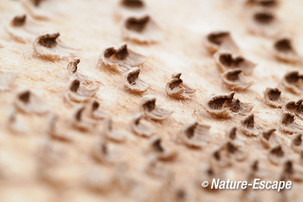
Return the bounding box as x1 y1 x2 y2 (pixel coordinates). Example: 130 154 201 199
1 0 303 201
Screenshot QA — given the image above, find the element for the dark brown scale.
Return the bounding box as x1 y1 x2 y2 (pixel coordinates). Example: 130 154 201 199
208 93 234 110
209 97 228 110
152 139 164 152
285 71 301 84
228 127 237 140
219 54 233 67
259 0 277 7
185 123 197 139
234 57 245 66
229 99 241 112
134 116 141 125
274 38 292 52
75 107 85 121
104 47 116 58
284 160 294 175
262 129 275 140
282 113 295 125
226 142 238 154
116 44 129 60
70 59 80 74
169 79 183 89
213 150 221 161
92 101 100 111
101 143 108 155
207 32 229 45
285 100 303 114
219 54 244 68
285 101 296 111
38 33 60 48
126 16 150 32
254 12 274 24
176 189 186 200
11 15 26 26
70 80 80 92
226 70 241 81
19 91 31 103
267 88 281 101
143 99 156 111
251 160 259 172
127 70 139 85
248 0 277 7
270 145 284 157
32 0 43 6
243 114 254 128
207 167 214 176
296 100 303 113
293 134 302 146
121 0 144 8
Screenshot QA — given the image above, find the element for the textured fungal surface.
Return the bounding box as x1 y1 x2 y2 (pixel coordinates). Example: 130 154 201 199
1 0 303 202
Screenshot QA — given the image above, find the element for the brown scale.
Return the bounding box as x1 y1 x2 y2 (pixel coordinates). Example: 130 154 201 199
47 114 73 142
31 0 43 6
102 118 126 142
226 127 237 140
206 92 252 118
268 145 285 165
205 31 238 54
264 87 284 108
224 141 247 162
67 59 80 75
11 15 26 26
220 54 244 67
70 79 80 92
254 12 274 24
222 69 253 91
214 51 256 75
280 112 303 134
273 37 300 62
210 147 231 168
38 33 60 48
124 67 149 93
130 113 155 138
280 71 303 94
291 134 303 153
104 44 129 60
72 106 95 132
179 121 211 148
15 90 49 115
89 100 108 120
285 99 303 120
247 0 278 7
259 129 280 149
282 160 303 181
141 95 172 121
64 78 98 104
248 8 280 37
208 32 229 45
121 0 144 8
125 16 150 33
240 114 260 137
166 73 196 99
18 90 31 104
99 44 145 72
149 137 177 161
275 38 292 53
